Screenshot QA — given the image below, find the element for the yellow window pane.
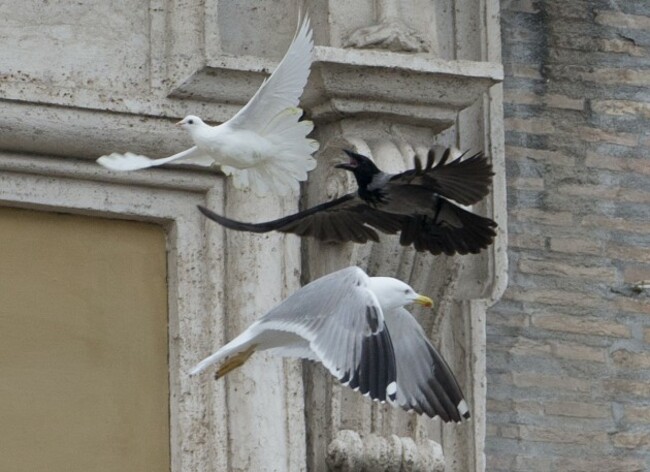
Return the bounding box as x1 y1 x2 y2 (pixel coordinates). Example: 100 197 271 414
0 208 169 472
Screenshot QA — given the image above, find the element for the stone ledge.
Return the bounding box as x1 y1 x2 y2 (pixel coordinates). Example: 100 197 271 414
172 46 503 128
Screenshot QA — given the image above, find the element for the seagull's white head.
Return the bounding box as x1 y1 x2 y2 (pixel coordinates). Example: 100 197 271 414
368 277 434 312
176 115 206 131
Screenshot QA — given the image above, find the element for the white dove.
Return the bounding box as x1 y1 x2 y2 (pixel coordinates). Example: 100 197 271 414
97 15 319 196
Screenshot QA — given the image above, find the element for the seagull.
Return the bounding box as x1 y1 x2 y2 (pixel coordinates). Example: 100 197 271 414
190 266 470 422
198 147 498 255
97 15 319 196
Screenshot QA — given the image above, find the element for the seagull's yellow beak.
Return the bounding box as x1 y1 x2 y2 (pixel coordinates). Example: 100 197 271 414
414 294 434 308
175 120 184 126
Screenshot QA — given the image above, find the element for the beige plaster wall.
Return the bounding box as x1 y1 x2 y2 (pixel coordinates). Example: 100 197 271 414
0 207 169 472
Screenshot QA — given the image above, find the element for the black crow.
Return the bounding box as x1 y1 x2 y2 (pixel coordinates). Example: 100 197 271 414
198 148 498 255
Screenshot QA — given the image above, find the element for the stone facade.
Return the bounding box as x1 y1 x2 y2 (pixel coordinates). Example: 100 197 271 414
0 1 505 471
487 0 650 470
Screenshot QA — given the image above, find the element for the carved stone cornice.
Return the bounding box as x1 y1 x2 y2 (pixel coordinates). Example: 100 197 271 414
172 46 503 131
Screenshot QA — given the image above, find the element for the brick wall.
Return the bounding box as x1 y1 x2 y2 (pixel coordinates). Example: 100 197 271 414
486 0 650 470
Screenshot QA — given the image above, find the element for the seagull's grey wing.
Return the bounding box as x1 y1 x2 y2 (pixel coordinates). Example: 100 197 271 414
226 15 313 133
97 146 212 171
383 307 469 422
260 266 397 402
390 149 493 205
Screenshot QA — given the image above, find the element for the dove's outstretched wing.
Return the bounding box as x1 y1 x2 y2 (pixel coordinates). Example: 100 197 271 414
226 15 314 134
217 14 318 195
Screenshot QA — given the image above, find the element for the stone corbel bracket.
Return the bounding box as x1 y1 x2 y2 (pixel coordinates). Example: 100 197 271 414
171 46 503 134
326 430 445 472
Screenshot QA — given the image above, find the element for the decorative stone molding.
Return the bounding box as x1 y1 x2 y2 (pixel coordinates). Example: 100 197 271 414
326 430 445 472
344 0 431 53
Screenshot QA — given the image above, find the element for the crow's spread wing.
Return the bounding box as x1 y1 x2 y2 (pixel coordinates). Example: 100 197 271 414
397 198 497 255
198 196 403 244
391 148 494 205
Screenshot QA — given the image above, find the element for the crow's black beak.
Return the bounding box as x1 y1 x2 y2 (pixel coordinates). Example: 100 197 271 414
335 162 355 170
335 149 363 170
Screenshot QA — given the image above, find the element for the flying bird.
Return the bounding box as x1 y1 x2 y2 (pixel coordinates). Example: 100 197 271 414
198 147 498 255
190 266 470 422
97 15 319 196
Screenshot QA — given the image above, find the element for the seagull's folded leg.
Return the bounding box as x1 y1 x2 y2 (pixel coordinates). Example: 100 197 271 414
214 344 257 380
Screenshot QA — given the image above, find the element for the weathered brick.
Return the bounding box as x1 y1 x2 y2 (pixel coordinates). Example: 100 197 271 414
556 184 618 199
532 313 631 338
487 398 511 413
505 117 556 134
550 341 606 363
505 288 601 308
506 145 576 166
553 457 645 472
611 349 650 370
504 90 584 110
558 184 650 204
487 453 552 472
501 425 608 445
581 215 650 234
488 398 544 415
615 297 650 315
544 94 584 111
486 423 499 437
495 336 606 362
511 208 573 226
519 258 617 281
545 0 591 19
504 337 552 357
585 152 650 176
544 401 610 419
603 379 650 398
624 405 650 423
595 10 650 30
509 233 546 250
612 431 650 450
606 243 650 264
592 99 650 118
549 237 603 256
576 126 639 147
505 64 544 80
512 372 592 392
491 0 650 467
624 265 650 284
549 65 650 87
507 177 545 190
489 311 529 328
598 38 646 57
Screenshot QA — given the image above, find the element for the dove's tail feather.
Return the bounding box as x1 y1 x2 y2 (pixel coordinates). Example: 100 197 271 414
223 108 319 195
97 152 170 171
97 147 213 172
